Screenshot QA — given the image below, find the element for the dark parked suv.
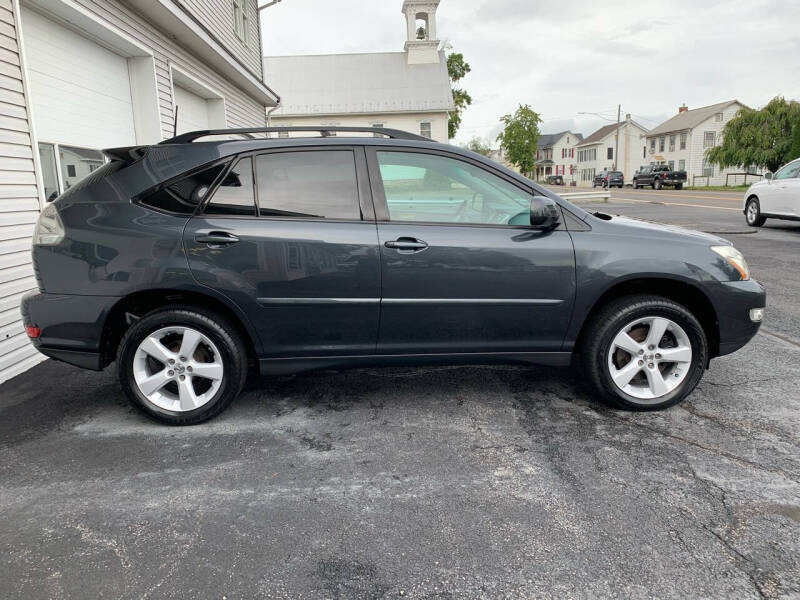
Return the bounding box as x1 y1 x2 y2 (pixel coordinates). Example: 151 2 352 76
22 127 765 424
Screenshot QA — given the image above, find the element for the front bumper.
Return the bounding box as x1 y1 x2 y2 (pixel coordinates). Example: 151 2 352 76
20 291 120 371
710 278 766 356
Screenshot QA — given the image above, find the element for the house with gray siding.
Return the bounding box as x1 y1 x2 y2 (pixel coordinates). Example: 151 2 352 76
0 0 279 382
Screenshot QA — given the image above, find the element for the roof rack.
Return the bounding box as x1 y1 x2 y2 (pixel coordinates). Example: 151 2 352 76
160 126 430 145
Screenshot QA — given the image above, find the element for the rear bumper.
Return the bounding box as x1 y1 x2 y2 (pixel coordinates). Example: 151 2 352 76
21 291 120 371
710 279 766 356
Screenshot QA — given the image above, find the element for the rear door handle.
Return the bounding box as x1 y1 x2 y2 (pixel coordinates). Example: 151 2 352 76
195 231 239 246
384 237 428 253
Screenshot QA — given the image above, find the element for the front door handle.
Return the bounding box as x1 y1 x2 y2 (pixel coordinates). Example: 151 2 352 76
384 237 428 253
195 231 240 246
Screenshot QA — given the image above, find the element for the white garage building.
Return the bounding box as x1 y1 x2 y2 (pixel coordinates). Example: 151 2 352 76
0 0 279 382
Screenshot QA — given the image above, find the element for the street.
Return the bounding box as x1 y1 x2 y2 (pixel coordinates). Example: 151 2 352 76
1 189 799 599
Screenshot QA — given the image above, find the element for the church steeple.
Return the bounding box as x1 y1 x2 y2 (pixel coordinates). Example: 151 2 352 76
402 1 441 64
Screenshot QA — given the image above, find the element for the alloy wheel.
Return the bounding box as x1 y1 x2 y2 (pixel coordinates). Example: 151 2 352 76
606 316 693 402
132 326 224 412
746 201 758 225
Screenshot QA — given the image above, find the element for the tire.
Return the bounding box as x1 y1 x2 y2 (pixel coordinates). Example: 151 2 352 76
745 197 766 227
675 183 683 190
580 294 708 411
633 182 639 189
654 179 662 190
117 307 248 425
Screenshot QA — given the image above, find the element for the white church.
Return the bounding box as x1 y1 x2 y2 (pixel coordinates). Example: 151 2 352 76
264 1 455 142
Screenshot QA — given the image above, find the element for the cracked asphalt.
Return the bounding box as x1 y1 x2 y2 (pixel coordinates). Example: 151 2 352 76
1 193 799 599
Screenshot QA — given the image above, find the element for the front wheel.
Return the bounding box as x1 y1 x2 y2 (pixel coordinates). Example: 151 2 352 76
581 295 708 410
117 308 248 424
745 197 766 227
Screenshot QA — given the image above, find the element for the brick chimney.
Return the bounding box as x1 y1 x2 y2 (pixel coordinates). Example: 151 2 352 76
678 104 688 113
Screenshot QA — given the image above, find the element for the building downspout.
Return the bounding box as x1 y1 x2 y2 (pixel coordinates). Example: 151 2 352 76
267 101 281 126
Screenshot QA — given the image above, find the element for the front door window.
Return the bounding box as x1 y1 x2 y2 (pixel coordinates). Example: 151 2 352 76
376 151 533 226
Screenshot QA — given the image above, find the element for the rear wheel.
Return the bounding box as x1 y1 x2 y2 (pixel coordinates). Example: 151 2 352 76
654 179 662 190
745 197 766 227
675 183 683 190
117 308 248 424
581 295 708 410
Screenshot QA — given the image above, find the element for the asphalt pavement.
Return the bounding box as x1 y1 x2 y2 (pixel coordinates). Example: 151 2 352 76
1 188 799 599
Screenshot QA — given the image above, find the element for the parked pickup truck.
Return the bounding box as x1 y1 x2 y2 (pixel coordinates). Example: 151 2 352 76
633 165 687 190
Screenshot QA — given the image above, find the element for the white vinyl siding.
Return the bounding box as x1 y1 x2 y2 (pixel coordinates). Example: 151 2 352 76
178 0 261 77
0 0 45 383
21 7 136 149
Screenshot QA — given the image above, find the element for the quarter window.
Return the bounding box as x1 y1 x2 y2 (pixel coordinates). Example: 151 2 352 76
141 163 226 215
204 157 256 216
376 151 535 226
256 151 360 219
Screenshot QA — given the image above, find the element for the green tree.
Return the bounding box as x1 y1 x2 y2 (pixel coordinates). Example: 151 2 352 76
789 122 800 162
706 96 800 173
465 136 492 156
496 104 542 177
446 51 472 139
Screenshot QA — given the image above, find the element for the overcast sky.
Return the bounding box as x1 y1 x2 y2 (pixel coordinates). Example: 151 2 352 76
260 0 800 146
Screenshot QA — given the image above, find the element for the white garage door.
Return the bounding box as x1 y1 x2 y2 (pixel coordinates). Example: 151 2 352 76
174 85 211 135
21 7 136 149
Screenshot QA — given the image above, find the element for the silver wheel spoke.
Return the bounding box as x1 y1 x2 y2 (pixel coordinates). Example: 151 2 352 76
137 369 171 397
139 336 174 363
658 345 692 363
190 362 223 381
645 367 669 397
646 317 670 348
612 360 641 388
612 330 642 355
179 329 203 360
178 378 199 410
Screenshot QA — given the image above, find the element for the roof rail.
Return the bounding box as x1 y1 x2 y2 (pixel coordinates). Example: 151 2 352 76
160 126 430 145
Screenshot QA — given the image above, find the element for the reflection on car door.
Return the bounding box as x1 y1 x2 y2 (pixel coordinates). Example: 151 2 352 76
367 148 576 355
183 148 381 358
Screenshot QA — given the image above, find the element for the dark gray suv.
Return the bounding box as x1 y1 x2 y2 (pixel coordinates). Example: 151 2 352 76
22 127 765 424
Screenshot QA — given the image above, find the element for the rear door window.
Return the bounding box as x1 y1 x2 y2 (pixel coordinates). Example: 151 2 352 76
204 157 256 216
255 150 360 219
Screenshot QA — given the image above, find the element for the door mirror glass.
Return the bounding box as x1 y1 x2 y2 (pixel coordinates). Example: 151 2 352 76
764 171 773 180
530 196 560 230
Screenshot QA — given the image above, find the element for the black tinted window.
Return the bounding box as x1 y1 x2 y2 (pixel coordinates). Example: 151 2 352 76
256 151 360 219
204 158 256 216
141 163 225 214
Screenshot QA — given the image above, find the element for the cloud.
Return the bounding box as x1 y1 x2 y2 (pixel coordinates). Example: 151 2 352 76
260 0 799 146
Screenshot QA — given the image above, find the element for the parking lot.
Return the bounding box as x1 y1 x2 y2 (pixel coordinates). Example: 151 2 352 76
1 188 799 599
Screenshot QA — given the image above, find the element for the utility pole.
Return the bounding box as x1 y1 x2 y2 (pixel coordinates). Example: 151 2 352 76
613 104 621 171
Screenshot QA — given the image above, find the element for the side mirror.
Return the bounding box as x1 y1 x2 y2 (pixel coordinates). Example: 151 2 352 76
530 196 560 230
764 172 773 181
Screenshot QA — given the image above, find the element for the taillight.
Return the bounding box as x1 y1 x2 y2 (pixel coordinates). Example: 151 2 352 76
25 325 41 338
32 204 64 246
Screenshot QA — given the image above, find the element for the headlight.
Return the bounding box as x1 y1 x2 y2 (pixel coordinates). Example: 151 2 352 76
32 203 65 246
711 245 750 280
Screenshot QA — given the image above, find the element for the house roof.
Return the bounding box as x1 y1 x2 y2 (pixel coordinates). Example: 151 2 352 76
537 131 582 149
577 120 648 147
263 52 455 117
646 100 746 137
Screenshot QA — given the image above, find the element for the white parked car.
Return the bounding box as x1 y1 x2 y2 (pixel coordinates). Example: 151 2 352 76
743 158 800 226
